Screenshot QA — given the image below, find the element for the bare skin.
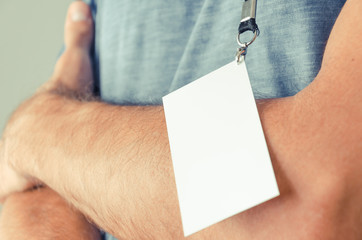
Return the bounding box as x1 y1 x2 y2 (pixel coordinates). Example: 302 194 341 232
0 187 101 240
0 1 361 239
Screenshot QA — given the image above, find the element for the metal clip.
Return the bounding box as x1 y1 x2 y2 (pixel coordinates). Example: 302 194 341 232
241 0 257 23
235 46 247 64
236 0 259 62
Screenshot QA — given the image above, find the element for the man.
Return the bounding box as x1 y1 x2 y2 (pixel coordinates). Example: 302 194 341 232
0 0 361 239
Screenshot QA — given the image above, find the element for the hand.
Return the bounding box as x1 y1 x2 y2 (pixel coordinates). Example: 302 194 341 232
0 1 94 201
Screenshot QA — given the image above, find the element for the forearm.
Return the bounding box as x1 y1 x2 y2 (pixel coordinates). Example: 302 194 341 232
0 187 101 240
8 78 360 240
5 92 292 239
5 94 183 239
5 61 361 239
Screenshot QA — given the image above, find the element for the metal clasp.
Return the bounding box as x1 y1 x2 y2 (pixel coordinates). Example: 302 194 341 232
235 46 247 64
241 0 257 22
236 0 259 64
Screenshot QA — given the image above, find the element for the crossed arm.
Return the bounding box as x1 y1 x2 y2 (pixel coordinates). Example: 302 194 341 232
0 0 361 239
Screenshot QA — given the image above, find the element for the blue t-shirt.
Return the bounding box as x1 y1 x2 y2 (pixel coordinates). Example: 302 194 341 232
83 0 345 239
87 0 345 105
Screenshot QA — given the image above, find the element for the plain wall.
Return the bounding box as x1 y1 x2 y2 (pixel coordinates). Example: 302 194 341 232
0 0 73 134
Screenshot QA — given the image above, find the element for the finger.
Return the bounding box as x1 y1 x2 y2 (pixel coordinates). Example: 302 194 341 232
52 1 94 97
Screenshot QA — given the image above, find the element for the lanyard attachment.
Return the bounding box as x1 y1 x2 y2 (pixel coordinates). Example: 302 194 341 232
236 0 259 63
240 0 256 22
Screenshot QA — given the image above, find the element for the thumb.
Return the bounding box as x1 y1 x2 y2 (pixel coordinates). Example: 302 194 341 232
64 1 93 51
52 1 94 97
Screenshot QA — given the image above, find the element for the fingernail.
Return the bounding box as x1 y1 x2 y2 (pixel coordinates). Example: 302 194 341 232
71 5 88 22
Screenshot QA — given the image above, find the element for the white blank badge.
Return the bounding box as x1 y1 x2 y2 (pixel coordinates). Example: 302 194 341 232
162 61 279 236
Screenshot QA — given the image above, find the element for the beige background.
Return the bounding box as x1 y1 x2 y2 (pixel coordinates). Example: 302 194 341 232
0 0 73 134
